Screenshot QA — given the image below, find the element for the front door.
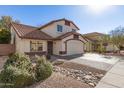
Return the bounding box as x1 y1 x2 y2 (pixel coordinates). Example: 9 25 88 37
47 41 53 55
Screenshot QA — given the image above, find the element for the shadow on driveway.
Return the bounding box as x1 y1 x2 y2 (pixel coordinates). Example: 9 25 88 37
51 54 83 61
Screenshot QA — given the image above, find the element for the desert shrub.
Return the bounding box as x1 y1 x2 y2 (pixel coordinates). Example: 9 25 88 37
0 65 35 87
0 53 53 87
0 53 35 87
0 65 17 84
35 56 53 81
4 53 33 72
13 69 35 87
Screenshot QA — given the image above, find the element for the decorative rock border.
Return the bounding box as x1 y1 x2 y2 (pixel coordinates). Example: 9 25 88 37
53 66 104 87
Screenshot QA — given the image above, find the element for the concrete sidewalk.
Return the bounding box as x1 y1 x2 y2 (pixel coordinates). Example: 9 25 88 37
96 60 124 88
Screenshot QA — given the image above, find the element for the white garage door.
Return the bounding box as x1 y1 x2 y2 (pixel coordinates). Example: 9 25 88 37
67 40 84 55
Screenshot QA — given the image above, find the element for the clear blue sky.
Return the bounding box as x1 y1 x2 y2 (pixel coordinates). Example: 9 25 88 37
0 5 124 34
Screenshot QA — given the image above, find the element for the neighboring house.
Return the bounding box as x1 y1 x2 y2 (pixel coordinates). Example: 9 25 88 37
10 18 87 56
83 32 119 52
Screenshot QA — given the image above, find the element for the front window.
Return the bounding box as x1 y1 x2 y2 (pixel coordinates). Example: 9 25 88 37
30 41 43 51
57 25 63 32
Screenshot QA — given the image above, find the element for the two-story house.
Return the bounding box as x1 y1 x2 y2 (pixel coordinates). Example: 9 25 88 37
10 18 87 56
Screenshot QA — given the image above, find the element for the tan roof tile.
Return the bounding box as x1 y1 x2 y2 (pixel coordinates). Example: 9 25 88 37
38 18 80 30
11 22 53 40
54 31 86 41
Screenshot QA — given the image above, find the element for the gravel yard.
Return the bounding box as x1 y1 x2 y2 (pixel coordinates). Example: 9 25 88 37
30 72 90 88
54 62 106 87
31 62 106 88
0 55 106 88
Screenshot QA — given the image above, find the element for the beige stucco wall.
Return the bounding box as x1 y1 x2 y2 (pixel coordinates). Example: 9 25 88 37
15 35 47 53
10 27 15 44
15 36 30 53
41 20 79 38
11 26 48 54
53 40 62 55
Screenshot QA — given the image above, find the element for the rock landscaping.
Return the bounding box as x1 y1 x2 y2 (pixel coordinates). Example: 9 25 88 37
30 72 90 88
0 55 106 88
53 64 105 87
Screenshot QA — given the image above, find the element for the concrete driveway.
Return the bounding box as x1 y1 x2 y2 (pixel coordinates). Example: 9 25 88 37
69 53 121 71
96 59 124 88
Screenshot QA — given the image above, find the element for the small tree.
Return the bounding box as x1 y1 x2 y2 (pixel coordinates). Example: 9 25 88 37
110 26 124 52
0 16 20 30
100 35 111 53
0 29 11 44
0 16 12 30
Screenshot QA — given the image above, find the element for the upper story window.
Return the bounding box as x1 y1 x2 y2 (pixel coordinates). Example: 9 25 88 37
57 25 63 32
65 20 70 26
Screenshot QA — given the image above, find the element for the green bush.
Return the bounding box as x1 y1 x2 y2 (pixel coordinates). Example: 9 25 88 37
13 69 35 87
35 56 53 81
0 29 11 44
4 53 33 72
0 54 53 87
0 65 17 84
0 65 35 87
0 53 35 87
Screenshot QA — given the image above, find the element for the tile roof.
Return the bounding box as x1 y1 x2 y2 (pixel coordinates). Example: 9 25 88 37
54 31 86 40
11 19 81 40
38 18 80 30
11 22 53 40
83 32 106 37
11 22 37 37
82 32 106 42
23 29 53 40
